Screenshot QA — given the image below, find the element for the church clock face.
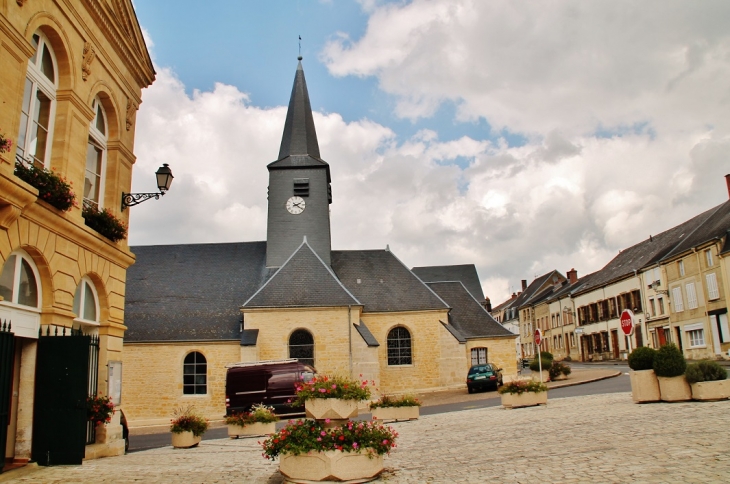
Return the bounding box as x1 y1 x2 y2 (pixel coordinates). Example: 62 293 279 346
286 196 305 215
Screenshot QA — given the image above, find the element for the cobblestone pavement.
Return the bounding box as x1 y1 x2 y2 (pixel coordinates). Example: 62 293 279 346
4 390 730 483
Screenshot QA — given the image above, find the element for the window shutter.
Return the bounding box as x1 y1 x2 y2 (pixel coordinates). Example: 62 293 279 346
672 287 684 312
685 283 698 309
706 273 720 300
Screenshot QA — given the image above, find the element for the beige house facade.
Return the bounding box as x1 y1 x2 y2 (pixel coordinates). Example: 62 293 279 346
0 0 153 469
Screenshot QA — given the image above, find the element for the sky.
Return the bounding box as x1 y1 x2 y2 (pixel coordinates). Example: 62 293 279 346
129 0 730 303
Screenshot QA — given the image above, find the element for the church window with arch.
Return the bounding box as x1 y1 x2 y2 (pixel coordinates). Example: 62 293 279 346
73 277 99 328
387 326 412 365
0 253 40 308
17 31 57 168
289 329 314 367
183 352 207 395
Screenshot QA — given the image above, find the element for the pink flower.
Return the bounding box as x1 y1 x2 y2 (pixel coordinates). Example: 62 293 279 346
317 437 322 441
319 388 327 393
353 442 358 448
325 419 331 423
320 431 326 436
382 439 388 445
331 384 337 389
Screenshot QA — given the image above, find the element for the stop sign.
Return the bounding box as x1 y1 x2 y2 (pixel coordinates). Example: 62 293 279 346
620 309 634 336
534 329 542 345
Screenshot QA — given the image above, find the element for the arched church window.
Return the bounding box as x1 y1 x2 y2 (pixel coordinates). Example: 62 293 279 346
84 97 107 208
289 329 314 367
183 352 207 395
470 347 487 365
387 327 412 366
73 277 99 328
17 31 57 168
0 253 40 308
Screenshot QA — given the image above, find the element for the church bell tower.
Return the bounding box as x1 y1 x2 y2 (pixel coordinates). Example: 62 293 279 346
265 57 332 267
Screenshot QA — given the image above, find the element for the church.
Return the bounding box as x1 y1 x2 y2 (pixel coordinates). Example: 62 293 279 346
122 59 517 425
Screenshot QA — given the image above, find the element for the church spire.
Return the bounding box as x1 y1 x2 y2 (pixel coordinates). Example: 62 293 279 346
277 57 321 160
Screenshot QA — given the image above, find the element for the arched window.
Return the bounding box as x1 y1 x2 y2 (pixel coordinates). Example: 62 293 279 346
289 329 314 367
84 97 107 208
73 277 99 327
17 31 57 168
387 327 412 365
183 352 207 395
470 347 487 365
0 253 40 308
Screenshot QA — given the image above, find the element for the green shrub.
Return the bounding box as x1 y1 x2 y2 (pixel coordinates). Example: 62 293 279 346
628 346 657 371
369 393 421 409
529 355 553 372
653 343 686 378
82 203 128 242
685 360 728 384
498 379 548 395
540 351 554 361
549 361 572 380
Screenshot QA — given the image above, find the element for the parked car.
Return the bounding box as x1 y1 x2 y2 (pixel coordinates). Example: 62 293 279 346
466 363 503 393
225 359 316 417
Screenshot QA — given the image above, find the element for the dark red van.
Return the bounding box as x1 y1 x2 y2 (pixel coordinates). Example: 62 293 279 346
225 359 316 417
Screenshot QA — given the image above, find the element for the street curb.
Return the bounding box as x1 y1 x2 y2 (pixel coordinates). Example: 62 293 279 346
547 371 623 390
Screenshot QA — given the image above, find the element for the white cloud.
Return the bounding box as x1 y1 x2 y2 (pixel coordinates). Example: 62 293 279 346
132 2 730 304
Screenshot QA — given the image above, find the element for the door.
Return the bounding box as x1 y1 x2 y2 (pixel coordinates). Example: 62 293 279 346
31 331 90 466
658 327 667 346
0 322 15 472
611 330 619 359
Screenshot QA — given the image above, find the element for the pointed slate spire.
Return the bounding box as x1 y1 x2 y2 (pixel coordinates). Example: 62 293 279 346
277 57 321 160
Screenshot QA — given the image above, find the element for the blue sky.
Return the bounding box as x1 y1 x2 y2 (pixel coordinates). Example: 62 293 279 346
130 1 730 301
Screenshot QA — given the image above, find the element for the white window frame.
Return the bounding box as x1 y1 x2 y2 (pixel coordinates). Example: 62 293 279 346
84 97 108 208
706 273 720 300
0 251 42 339
470 347 487 365
705 249 713 267
16 31 57 168
686 282 698 310
685 322 706 348
0 251 42 309
678 260 685 277
672 287 684 312
73 276 100 329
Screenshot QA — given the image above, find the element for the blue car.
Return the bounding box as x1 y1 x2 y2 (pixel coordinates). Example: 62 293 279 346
466 363 503 393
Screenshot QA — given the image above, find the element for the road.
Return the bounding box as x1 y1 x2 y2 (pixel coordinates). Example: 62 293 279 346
127 363 631 453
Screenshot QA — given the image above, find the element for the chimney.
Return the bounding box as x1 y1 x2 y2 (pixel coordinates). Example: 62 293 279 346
567 268 578 284
521 279 527 291
726 174 730 199
511 292 517 300
483 297 492 312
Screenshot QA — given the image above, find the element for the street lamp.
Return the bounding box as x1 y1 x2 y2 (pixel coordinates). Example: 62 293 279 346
121 164 174 210
563 306 577 359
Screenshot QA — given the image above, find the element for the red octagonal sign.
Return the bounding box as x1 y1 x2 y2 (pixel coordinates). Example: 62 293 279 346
620 309 634 336
534 329 542 345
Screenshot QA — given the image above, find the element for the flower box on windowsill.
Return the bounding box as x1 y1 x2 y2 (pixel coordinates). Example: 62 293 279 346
82 202 127 242
14 157 77 212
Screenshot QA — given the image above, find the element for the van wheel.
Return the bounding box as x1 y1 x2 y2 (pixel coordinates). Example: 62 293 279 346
467 386 473 394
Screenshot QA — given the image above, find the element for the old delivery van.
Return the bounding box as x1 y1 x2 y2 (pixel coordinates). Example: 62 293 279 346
225 359 316 417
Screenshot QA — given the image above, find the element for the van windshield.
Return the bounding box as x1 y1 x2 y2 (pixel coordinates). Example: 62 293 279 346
301 371 315 383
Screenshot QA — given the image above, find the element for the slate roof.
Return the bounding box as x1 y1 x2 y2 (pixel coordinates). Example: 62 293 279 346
658 200 730 261
354 320 379 347
440 320 467 343
269 60 329 176
331 249 449 313
124 241 269 342
244 240 360 308
411 264 485 301
427 281 515 339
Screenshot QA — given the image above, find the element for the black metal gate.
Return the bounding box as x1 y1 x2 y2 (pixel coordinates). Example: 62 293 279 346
85 336 100 445
31 327 91 466
0 320 15 474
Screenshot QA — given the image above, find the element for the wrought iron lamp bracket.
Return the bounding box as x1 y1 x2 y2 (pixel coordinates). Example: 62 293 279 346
121 191 164 210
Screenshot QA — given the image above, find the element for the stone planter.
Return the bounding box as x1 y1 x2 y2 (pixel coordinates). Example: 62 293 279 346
690 380 730 401
279 450 383 483
228 421 277 438
305 398 358 421
658 375 692 402
370 405 419 422
500 391 547 409
171 430 201 448
629 369 661 403
531 370 550 383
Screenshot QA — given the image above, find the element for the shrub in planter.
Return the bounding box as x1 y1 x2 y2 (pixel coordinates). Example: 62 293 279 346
548 361 572 381
370 394 421 421
628 346 657 371
369 394 421 409
529 356 553 372
82 203 128 242
685 361 727 384
170 405 209 437
14 159 77 211
653 343 686 377
498 379 548 395
290 374 372 407
225 404 279 426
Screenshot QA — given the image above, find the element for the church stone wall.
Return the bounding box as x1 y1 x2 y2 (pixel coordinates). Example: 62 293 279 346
122 342 239 425
351 320 380 394
244 307 353 376
361 309 452 394
438 324 468 389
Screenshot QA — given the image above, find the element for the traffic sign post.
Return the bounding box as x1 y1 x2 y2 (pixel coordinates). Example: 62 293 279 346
534 329 543 382
620 310 634 355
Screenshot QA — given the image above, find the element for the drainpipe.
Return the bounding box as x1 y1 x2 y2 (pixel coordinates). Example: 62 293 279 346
348 305 353 377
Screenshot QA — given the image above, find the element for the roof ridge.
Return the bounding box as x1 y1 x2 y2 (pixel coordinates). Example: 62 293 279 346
388 249 450 310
